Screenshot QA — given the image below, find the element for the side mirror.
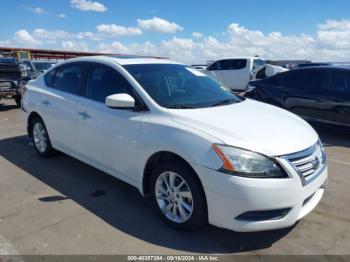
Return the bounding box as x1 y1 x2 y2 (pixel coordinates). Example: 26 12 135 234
105 93 135 108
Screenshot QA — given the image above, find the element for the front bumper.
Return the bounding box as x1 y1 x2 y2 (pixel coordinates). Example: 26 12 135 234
193 163 328 232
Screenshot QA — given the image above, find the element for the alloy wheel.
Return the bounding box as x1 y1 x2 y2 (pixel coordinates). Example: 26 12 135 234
155 171 193 223
33 122 48 153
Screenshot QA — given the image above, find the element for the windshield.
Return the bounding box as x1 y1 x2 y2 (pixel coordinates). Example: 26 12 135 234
124 64 243 109
33 62 55 71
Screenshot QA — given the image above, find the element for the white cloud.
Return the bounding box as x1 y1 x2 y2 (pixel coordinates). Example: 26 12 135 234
14 30 42 46
137 17 183 33
192 32 203 38
62 40 89 51
6 18 350 63
317 19 350 49
98 41 161 56
29 7 45 14
76 31 101 40
96 24 142 37
33 29 73 40
0 40 11 46
70 0 107 12
62 40 75 49
98 41 130 53
46 40 57 44
107 20 350 64
58 13 67 18
318 19 350 31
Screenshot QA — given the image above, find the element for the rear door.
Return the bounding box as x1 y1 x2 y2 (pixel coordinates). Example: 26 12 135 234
324 69 350 126
225 59 250 89
41 62 86 152
206 59 249 90
279 69 329 121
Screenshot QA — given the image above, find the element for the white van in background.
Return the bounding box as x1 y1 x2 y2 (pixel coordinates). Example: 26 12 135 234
203 57 266 91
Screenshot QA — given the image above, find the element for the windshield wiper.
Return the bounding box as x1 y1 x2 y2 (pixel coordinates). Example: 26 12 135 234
210 99 236 107
167 105 196 109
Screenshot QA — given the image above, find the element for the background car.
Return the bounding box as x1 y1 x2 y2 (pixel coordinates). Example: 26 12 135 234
0 57 28 106
245 66 350 127
23 60 57 79
203 57 266 91
252 64 289 80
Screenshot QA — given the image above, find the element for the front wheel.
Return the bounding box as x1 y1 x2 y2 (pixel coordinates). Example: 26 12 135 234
31 117 55 157
150 161 207 231
14 96 21 107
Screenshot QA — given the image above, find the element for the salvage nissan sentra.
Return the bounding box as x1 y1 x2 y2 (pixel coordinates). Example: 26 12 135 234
22 56 328 232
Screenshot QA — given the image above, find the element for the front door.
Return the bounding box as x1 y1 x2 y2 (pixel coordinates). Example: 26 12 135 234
281 69 329 122
76 63 144 184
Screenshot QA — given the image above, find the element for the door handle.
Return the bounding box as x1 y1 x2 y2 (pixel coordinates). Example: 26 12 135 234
78 111 91 120
42 100 50 106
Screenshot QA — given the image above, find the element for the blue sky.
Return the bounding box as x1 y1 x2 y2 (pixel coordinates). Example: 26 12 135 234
1 0 350 63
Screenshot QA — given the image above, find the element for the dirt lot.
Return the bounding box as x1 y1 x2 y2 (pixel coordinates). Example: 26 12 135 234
0 99 349 255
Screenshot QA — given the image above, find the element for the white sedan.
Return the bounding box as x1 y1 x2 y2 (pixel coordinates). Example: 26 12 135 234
22 56 327 232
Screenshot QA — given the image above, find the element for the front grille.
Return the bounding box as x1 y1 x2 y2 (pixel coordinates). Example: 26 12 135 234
283 141 326 186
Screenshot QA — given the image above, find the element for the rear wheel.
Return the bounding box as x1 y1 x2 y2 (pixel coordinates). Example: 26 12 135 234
150 161 207 230
31 117 55 157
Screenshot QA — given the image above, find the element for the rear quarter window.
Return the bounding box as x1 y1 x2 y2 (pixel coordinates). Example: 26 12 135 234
280 69 326 92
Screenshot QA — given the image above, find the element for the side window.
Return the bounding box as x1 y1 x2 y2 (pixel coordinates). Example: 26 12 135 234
44 69 56 87
329 69 350 93
52 63 84 95
279 71 300 88
85 64 133 103
301 70 325 92
262 73 280 85
253 59 266 69
255 67 267 80
208 59 247 71
208 61 222 71
281 70 325 92
228 59 247 70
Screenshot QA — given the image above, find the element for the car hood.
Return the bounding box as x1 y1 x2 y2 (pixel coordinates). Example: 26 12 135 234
168 99 318 156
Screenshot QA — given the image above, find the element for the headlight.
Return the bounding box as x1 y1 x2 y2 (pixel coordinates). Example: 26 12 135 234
317 140 326 163
212 144 287 178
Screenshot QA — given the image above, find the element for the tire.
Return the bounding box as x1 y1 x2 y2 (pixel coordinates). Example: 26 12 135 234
14 96 21 107
150 160 207 231
31 117 55 157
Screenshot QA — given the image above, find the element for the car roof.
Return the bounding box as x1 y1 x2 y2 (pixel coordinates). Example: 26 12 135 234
213 56 262 61
292 66 350 71
62 55 183 66
32 60 56 63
